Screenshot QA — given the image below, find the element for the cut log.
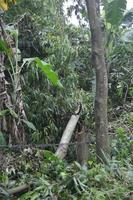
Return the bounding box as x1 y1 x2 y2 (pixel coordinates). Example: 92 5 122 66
55 103 82 159
7 183 33 196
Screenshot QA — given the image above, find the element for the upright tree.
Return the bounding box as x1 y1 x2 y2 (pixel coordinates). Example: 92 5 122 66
85 0 109 162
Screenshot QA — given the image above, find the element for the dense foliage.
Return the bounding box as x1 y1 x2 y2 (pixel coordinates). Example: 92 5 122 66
0 0 133 199
0 118 133 199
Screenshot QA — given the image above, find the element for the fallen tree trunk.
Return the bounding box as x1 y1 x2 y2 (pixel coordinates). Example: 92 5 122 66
55 103 82 159
0 183 33 198
7 183 33 196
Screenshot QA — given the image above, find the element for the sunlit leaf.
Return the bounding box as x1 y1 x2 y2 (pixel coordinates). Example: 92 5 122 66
23 57 63 88
22 119 36 131
44 150 59 161
35 57 63 88
0 39 11 54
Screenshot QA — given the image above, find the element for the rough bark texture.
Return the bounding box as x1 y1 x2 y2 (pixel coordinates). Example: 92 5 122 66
95 0 100 15
76 127 88 168
85 0 109 162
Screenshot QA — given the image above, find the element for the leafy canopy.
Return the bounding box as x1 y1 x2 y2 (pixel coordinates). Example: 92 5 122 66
102 0 127 26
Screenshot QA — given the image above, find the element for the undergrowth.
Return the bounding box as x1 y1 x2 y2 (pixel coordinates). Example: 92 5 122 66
0 112 132 200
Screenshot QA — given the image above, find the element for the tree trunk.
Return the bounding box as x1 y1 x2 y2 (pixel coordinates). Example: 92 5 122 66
0 26 11 142
85 0 109 163
76 126 88 169
0 19 26 144
95 0 100 15
7 183 33 196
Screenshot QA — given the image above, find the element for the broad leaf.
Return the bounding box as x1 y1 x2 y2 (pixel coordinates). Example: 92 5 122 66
103 0 127 26
35 57 63 87
44 150 59 161
23 57 63 88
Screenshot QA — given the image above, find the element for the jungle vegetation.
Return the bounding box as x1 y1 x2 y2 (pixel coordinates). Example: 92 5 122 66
0 0 133 199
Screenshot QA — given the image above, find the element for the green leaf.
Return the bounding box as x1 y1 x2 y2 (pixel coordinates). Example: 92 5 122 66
0 39 10 54
30 192 40 200
23 57 63 88
22 119 36 131
35 57 63 88
0 109 9 117
95 174 103 182
103 0 127 26
0 132 6 145
44 150 59 161
8 108 18 118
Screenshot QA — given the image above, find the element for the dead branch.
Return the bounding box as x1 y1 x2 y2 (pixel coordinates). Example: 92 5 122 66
55 103 82 159
7 182 33 196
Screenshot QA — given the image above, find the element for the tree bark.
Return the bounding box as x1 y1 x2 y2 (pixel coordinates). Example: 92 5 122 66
76 126 88 169
0 25 11 142
85 0 109 163
95 0 100 15
7 183 33 196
